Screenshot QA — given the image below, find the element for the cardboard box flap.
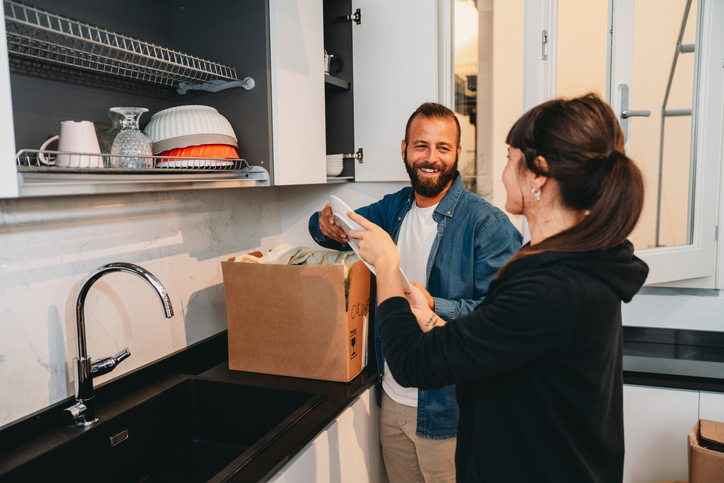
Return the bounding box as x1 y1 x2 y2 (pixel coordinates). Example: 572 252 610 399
700 419 724 453
689 420 724 483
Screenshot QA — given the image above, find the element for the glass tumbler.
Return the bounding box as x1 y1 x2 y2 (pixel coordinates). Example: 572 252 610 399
109 107 154 168
99 108 124 167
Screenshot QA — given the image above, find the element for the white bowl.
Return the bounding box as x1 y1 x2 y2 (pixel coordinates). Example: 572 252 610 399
144 105 238 153
327 164 344 176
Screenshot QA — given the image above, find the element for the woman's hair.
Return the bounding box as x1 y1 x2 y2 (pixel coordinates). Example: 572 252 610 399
504 93 644 262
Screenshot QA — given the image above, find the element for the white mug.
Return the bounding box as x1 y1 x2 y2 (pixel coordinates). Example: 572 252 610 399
38 121 102 168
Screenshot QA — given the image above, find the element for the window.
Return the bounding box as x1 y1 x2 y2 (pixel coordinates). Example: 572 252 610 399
525 0 724 287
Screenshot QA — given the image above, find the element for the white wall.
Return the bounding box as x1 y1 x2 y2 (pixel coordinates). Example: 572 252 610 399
0 188 282 428
0 180 406 430
623 288 724 331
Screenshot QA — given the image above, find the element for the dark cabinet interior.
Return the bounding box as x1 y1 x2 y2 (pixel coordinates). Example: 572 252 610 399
323 0 355 179
8 0 272 173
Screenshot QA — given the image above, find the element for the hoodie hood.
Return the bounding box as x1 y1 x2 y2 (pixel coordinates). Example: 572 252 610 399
496 240 649 303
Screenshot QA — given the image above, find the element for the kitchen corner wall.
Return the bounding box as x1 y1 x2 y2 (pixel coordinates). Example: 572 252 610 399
0 187 282 428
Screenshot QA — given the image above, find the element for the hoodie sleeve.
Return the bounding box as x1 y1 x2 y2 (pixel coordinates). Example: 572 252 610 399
378 268 579 389
432 215 523 319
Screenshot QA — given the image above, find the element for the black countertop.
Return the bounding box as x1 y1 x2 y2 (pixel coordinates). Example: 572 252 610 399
2 326 724 482
622 326 724 392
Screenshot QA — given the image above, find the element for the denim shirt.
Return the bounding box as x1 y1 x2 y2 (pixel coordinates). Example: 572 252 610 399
308 173 522 438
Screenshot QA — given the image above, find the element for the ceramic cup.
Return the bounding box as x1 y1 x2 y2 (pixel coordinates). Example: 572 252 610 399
38 121 102 168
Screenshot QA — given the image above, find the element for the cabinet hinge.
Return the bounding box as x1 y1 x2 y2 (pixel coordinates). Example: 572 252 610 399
335 8 361 25
344 148 364 164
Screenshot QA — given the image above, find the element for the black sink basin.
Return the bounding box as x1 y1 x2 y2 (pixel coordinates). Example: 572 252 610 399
0 376 326 482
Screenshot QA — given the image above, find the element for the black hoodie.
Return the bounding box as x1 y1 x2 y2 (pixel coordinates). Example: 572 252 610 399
378 241 649 483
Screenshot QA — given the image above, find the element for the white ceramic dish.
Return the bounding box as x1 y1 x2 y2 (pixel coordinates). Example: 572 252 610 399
326 164 344 176
144 105 238 153
329 195 412 293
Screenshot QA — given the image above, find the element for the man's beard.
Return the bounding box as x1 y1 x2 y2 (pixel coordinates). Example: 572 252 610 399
404 151 458 198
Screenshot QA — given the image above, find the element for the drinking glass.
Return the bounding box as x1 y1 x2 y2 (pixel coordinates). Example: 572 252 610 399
109 107 154 168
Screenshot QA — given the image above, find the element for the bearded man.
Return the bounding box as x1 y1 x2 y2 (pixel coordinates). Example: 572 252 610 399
308 102 522 482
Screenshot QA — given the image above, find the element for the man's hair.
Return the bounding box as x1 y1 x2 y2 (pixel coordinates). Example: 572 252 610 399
404 102 461 147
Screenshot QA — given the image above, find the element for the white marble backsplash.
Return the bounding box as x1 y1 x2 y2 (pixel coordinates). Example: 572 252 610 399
0 187 282 428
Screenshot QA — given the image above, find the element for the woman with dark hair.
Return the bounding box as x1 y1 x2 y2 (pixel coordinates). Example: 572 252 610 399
347 94 649 482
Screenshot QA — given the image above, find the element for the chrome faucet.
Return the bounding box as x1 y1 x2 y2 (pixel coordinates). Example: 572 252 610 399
64 262 174 426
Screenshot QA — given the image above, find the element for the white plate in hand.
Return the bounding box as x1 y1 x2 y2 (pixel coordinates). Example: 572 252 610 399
329 195 412 294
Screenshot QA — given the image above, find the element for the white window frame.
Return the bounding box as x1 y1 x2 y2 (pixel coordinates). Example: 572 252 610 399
524 0 724 288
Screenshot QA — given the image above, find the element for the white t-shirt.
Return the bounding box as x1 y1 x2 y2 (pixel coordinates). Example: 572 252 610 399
382 200 438 407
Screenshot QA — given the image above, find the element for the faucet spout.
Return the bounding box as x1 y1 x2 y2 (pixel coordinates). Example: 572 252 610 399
67 262 174 426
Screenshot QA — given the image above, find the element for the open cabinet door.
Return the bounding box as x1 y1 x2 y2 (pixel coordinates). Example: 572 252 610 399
352 0 439 182
269 0 327 186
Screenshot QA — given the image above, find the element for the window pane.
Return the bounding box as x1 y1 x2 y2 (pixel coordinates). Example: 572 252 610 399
557 0 608 99
629 0 698 249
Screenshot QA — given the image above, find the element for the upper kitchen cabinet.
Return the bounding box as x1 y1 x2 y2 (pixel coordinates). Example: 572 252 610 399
0 0 276 198
269 0 326 186
351 0 439 183
0 0 442 198
322 0 441 183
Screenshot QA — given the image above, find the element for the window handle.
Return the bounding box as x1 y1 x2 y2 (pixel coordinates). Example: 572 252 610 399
618 84 650 142
622 109 651 119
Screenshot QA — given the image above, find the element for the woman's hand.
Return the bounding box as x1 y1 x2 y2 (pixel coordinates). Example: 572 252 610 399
406 285 445 332
347 211 399 270
347 211 404 302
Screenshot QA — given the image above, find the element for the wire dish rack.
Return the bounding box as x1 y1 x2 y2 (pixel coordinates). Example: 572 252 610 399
16 149 251 172
4 0 254 94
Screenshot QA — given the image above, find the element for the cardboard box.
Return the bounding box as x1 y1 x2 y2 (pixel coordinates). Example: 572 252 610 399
222 259 371 382
688 419 724 483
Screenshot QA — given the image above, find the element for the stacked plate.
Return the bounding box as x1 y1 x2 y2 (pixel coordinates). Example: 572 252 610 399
326 154 344 177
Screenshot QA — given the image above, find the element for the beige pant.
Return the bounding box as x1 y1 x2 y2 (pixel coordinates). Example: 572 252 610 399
380 389 457 482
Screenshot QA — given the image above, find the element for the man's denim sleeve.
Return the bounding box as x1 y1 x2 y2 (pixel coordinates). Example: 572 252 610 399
433 216 522 320
308 197 390 250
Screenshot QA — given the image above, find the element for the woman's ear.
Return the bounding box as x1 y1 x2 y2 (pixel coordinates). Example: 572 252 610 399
531 156 550 191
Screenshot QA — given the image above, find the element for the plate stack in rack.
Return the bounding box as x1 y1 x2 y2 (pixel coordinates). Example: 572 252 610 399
326 154 344 177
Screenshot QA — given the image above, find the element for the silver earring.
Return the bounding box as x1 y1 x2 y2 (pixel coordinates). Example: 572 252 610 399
531 188 541 201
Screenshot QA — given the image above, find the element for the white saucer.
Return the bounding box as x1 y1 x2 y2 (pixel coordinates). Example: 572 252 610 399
329 195 412 294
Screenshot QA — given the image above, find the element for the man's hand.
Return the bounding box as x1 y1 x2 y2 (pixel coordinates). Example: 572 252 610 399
410 282 434 310
406 286 445 333
405 283 445 332
318 203 349 244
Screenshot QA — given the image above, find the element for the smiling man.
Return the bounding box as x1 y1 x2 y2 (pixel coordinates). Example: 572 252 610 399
308 102 522 482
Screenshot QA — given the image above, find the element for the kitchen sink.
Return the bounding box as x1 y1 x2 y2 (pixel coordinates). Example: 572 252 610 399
1 376 326 482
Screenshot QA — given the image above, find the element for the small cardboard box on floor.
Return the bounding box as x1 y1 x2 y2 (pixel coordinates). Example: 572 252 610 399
222 259 371 382
688 419 724 482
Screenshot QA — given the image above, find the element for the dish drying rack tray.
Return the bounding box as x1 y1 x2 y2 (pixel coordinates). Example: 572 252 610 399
15 149 270 196
16 149 261 172
4 0 254 94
